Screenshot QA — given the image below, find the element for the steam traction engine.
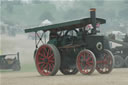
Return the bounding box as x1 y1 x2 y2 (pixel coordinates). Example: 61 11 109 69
25 8 114 76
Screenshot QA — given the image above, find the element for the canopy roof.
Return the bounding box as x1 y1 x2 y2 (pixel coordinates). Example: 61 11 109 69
25 18 106 33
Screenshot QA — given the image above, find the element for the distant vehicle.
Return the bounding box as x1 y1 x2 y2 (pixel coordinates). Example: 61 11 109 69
0 52 21 71
108 31 125 41
108 31 128 68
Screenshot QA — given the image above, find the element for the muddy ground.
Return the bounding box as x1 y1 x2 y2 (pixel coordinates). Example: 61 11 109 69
1 68 128 85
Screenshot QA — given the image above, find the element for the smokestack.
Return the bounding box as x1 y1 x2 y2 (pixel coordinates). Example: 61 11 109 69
90 8 96 34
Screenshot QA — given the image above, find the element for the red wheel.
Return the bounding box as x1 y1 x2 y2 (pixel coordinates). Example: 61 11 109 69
96 49 114 74
76 49 96 75
35 44 61 76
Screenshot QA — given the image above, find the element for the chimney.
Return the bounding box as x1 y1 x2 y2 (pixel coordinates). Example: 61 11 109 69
90 8 96 34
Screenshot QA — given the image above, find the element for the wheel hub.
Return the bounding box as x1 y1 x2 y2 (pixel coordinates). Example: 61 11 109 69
44 58 48 63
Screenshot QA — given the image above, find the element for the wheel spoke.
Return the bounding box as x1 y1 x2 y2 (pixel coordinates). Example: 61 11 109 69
83 54 86 61
51 63 55 70
39 53 43 56
48 48 52 56
84 65 88 71
49 59 55 63
44 64 48 69
46 64 49 72
48 64 51 72
49 64 53 71
40 63 46 70
42 48 47 58
48 54 54 59
38 61 46 65
86 62 93 67
80 62 84 66
86 56 90 62
39 51 47 58
47 49 50 57
40 57 45 60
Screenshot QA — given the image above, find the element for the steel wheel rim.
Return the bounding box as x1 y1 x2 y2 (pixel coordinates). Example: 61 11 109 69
77 50 95 74
96 50 113 73
36 45 55 76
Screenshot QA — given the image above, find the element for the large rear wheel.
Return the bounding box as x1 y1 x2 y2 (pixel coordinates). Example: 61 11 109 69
76 49 96 75
96 49 114 74
35 44 61 76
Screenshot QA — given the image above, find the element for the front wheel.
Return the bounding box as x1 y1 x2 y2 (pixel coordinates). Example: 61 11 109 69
35 44 61 76
96 49 115 74
76 49 96 75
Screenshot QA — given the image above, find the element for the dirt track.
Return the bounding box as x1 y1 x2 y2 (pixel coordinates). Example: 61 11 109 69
1 35 128 85
1 68 128 85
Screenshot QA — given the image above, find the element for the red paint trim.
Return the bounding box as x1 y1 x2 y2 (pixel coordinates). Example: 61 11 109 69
77 50 95 74
35 45 55 76
96 50 113 73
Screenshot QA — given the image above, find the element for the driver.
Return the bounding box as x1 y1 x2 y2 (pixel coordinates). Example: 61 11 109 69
50 29 58 40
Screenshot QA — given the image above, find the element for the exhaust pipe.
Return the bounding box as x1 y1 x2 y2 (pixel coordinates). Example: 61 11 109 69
90 8 96 34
